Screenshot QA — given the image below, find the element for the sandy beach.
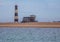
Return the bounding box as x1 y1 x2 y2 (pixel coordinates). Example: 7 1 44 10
0 22 60 28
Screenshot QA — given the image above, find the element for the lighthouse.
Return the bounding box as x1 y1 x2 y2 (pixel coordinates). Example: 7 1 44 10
14 5 18 23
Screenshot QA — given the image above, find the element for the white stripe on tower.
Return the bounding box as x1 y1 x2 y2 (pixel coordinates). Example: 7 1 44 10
14 5 18 23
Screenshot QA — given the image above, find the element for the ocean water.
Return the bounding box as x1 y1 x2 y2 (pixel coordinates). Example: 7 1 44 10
0 27 60 42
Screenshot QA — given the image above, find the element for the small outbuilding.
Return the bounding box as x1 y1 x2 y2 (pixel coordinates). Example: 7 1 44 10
21 15 37 23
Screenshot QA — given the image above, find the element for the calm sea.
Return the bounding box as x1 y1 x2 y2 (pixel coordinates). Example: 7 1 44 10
0 27 60 42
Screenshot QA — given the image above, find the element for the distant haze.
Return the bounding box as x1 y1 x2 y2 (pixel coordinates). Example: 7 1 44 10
0 0 60 22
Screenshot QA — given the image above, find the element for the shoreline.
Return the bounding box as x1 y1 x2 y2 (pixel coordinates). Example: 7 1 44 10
0 22 60 28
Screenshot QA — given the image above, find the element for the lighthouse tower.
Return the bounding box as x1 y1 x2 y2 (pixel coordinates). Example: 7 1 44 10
14 5 18 23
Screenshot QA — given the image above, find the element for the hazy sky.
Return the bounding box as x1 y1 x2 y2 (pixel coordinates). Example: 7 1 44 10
0 0 60 22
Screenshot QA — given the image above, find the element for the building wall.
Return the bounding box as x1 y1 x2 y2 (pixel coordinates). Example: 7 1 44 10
22 17 36 23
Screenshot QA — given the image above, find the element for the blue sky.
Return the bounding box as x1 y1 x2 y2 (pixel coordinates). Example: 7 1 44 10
0 0 60 22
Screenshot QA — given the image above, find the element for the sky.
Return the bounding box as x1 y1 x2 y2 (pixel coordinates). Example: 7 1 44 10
0 0 60 22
